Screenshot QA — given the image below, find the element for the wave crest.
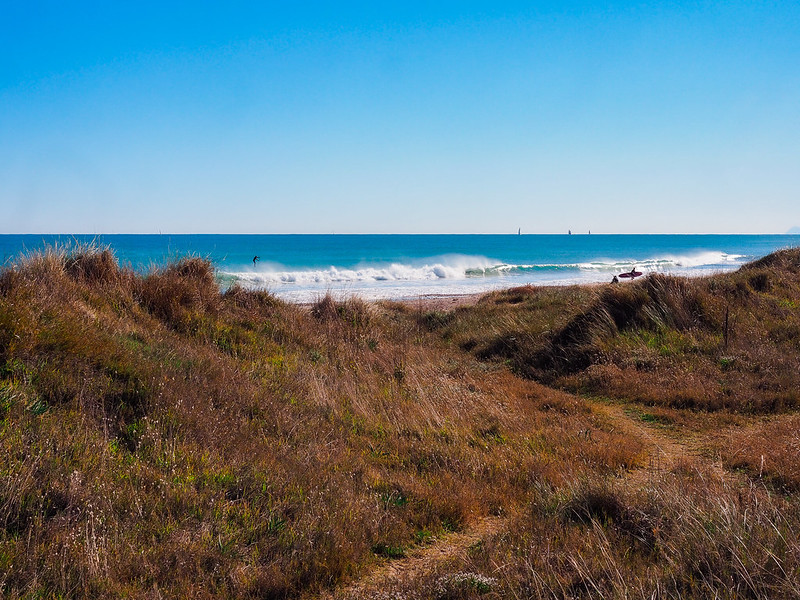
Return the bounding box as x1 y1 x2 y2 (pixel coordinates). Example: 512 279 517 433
221 251 748 287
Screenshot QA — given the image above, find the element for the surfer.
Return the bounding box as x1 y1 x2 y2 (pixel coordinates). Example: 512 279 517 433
618 266 643 279
611 275 619 284
253 255 260 266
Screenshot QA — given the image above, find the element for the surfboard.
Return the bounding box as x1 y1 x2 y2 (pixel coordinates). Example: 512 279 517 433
618 271 643 279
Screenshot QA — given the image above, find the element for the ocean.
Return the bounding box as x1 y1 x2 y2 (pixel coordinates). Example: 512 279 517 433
1 234 798 302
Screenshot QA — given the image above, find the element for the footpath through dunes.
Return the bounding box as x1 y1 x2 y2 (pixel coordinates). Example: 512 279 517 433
589 400 727 485
313 516 505 600
311 394 743 600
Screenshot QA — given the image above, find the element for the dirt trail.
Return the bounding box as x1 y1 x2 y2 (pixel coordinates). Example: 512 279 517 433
314 516 504 600
591 401 727 485
315 400 728 599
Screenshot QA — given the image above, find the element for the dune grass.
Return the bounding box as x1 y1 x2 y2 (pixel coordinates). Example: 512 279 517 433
439 248 800 414
1 245 799 598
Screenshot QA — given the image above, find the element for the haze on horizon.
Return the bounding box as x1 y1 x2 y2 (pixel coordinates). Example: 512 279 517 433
1 1 798 235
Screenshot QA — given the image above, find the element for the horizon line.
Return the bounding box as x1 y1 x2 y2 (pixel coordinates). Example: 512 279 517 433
1 231 799 236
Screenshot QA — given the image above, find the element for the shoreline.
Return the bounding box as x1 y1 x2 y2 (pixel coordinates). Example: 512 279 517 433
242 263 754 305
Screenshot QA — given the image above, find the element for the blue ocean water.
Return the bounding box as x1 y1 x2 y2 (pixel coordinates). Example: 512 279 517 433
1 234 798 302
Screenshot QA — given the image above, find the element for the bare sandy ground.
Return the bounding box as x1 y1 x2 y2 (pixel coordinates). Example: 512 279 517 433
300 280 610 311
390 293 484 311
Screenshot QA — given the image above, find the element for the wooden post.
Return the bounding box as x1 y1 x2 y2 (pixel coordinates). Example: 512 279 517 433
723 304 729 349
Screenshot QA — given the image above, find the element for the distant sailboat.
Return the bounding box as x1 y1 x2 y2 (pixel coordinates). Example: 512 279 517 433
568 230 572 235
518 228 521 235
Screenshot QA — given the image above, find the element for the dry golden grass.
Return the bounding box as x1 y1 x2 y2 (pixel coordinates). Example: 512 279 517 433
0 247 639 598
337 462 800 599
723 414 800 492
460 464 800 599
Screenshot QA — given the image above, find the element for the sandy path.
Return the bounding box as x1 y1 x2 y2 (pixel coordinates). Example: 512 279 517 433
313 398 734 599
312 516 504 600
590 401 728 486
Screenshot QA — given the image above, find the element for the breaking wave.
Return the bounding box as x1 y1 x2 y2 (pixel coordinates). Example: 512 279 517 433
220 251 748 289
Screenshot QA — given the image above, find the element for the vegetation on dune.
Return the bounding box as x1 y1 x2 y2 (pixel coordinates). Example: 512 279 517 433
442 248 800 413
1 245 799 598
444 465 800 599
0 246 636 598
724 413 800 492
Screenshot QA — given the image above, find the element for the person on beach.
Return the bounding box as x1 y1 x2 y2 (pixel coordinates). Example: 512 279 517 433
253 255 260 266
611 275 619 283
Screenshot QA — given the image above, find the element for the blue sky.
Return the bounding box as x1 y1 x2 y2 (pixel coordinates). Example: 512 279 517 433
1 1 798 233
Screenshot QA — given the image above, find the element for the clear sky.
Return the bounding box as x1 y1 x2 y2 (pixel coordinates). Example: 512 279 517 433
1 1 798 234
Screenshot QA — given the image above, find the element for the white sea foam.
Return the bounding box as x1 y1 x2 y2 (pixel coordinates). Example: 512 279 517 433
226 254 499 286
219 250 750 302
574 251 745 271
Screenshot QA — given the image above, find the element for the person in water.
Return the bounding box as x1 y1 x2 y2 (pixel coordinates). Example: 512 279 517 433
253 256 260 266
